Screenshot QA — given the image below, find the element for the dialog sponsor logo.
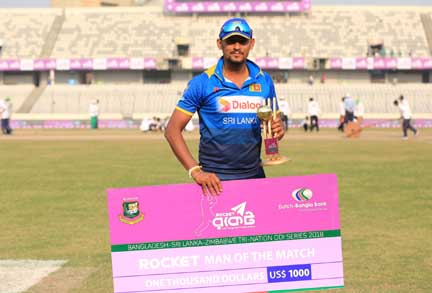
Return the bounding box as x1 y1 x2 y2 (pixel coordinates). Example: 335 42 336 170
219 96 262 113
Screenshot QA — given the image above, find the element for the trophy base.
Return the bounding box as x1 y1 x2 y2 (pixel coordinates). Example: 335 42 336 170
261 156 291 166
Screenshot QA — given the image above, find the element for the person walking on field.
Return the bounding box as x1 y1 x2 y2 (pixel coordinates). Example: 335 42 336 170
393 95 418 140
165 18 285 196
0 97 13 135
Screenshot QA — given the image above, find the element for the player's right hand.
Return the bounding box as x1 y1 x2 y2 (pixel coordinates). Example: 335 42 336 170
191 170 222 196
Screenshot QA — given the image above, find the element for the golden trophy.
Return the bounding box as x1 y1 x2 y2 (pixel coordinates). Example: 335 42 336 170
257 97 290 166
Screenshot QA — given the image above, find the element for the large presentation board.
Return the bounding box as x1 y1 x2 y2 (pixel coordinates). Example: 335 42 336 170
107 174 343 292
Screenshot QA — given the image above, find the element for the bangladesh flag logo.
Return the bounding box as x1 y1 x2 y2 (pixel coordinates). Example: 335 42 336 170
118 198 144 224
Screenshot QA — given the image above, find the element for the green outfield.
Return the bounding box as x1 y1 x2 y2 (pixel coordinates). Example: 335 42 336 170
0 128 431 292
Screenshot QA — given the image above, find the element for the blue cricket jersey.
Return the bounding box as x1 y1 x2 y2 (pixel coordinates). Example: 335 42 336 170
176 57 278 180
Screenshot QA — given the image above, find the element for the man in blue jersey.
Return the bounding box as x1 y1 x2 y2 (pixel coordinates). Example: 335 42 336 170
165 18 285 196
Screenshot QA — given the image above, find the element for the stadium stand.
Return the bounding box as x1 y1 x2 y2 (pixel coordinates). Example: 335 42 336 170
0 9 61 58
0 3 430 60
51 6 180 58
0 85 34 111
47 6 432 59
0 2 432 125
255 7 429 58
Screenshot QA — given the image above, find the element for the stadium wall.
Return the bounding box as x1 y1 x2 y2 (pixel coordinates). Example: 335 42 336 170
0 68 427 85
92 71 143 84
2 72 35 85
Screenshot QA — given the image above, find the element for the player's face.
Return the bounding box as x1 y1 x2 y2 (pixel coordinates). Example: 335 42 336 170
217 36 255 65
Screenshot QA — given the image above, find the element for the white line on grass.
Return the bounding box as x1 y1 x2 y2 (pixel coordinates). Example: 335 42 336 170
0 260 67 293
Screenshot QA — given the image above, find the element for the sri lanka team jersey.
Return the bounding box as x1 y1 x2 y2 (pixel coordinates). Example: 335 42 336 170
176 57 278 180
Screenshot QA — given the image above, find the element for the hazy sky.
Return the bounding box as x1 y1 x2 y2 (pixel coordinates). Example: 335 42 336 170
0 0 431 7
0 0 50 7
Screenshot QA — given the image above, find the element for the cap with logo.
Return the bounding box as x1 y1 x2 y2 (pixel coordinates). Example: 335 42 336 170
219 18 253 40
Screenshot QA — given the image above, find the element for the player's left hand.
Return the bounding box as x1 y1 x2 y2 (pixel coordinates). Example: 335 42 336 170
271 116 285 140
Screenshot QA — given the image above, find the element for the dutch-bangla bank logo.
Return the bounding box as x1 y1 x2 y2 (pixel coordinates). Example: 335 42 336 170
219 96 262 113
212 202 255 230
292 188 313 201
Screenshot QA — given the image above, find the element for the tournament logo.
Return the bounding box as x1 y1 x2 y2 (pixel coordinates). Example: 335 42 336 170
212 202 255 230
118 198 144 225
292 188 313 202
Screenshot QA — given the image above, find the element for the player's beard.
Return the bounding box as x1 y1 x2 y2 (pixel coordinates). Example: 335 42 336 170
225 51 247 66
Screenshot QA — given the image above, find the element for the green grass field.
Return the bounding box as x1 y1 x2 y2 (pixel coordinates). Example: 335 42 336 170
0 128 431 292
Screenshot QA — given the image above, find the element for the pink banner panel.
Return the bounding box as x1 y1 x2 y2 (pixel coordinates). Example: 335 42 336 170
330 58 342 69
192 57 204 70
164 1 310 14
107 58 130 70
293 57 305 69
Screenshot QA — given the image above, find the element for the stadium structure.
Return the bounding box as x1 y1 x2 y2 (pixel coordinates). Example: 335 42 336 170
1 0 432 129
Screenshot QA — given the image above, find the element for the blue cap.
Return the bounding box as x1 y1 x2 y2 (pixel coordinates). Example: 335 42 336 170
219 18 253 40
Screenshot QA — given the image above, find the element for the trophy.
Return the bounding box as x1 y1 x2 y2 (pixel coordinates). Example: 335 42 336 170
257 97 290 166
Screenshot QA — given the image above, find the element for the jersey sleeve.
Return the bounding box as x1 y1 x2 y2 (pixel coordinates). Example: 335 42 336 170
176 75 206 116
